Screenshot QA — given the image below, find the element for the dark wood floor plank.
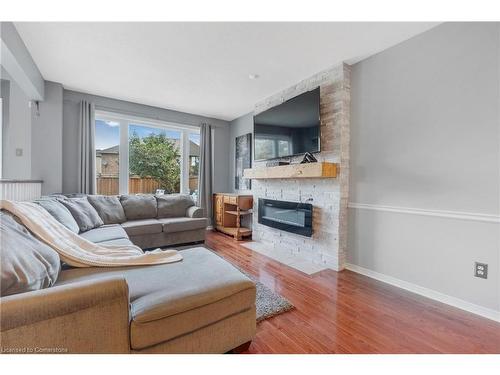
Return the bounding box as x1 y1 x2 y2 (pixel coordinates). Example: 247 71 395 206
205 231 500 354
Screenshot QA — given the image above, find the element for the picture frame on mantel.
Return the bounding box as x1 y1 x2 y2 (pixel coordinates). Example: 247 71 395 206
235 133 252 190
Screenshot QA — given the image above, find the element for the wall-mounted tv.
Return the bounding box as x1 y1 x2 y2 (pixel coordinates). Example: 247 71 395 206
253 87 320 161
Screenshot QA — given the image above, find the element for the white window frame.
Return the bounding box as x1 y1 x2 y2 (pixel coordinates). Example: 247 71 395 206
95 110 199 195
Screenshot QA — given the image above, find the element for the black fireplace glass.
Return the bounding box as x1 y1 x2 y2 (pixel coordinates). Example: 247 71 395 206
258 198 313 237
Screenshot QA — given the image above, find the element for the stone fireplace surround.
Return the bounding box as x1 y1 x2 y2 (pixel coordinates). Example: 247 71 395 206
246 63 351 272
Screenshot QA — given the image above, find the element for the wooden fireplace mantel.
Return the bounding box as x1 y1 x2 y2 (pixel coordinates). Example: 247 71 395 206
243 162 337 179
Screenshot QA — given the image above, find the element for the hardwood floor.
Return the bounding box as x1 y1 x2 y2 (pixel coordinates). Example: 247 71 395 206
206 230 500 354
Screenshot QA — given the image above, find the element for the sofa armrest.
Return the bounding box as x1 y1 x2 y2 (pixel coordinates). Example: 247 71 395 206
0 277 130 353
186 206 204 218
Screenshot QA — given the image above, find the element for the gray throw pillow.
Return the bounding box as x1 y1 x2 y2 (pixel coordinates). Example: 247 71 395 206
120 194 157 220
87 195 126 225
58 197 104 232
157 194 195 218
0 212 61 297
35 198 80 233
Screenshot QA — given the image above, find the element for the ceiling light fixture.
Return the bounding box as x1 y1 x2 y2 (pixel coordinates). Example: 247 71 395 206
248 74 260 80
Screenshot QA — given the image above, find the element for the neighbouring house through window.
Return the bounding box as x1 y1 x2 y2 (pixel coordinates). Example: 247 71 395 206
95 111 200 198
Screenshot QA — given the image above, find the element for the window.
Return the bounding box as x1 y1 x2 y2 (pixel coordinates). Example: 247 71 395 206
95 119 120 195
129 123 181 194
95 111 200 198
188 132 200 200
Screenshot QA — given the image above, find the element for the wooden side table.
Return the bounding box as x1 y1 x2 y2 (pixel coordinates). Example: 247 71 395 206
213 193 253 240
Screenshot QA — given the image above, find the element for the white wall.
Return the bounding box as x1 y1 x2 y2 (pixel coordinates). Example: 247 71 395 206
349 22 500 316
31 81 63 194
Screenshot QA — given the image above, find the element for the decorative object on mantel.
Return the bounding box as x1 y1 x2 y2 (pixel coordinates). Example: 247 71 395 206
243 162 337 179
234 133 252 190
300 152 318 164
213 193 253 240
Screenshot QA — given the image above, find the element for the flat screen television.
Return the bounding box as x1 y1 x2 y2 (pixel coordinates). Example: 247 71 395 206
253 87 320 161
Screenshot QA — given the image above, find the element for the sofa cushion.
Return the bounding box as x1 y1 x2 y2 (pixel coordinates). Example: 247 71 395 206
35 198 80 233
79 224 129 243
87 195 126 225
121 219 163 237
156 194 195 218
98 237 136 247
58 197 104 232
0 212 60 297
186 206 204 218
120 195 157 220
55 247 255 350
159 217 207 233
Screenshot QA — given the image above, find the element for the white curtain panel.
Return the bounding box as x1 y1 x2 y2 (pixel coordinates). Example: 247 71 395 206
77 100 96 194
198 122 213 223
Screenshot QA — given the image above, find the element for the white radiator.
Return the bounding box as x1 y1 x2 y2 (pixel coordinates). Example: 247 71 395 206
0 180 43 201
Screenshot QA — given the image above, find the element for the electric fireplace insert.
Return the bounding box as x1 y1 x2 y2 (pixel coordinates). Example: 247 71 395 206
258 198 313 237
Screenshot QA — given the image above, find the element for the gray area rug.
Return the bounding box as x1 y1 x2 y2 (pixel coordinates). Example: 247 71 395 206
247 273 295 322
175 244 294 322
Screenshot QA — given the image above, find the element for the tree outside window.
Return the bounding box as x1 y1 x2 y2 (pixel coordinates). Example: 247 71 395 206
129 131 181 193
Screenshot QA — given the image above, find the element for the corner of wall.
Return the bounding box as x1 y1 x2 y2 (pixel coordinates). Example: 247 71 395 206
31 80 64 194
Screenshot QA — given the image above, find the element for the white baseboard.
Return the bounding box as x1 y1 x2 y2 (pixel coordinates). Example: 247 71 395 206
345 263 500 323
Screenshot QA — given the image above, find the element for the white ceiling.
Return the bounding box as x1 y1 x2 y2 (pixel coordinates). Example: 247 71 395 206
15 22 438 121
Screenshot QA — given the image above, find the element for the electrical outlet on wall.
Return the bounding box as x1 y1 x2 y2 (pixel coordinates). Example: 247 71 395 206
474 262 488 279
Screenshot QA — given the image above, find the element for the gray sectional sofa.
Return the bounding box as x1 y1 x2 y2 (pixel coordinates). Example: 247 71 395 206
0 194 257 354
46 193 207 249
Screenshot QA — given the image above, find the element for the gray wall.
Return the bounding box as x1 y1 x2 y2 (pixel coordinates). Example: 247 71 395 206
31 81 63 194
0 67 32 179
228 112 253 193
63 90 230 194
1 78 11 175
228 112 254 229
0 22 44 100
349 22 500 313
1 22 45 180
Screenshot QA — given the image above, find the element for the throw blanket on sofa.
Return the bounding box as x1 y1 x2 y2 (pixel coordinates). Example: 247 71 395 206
0 200 183 268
